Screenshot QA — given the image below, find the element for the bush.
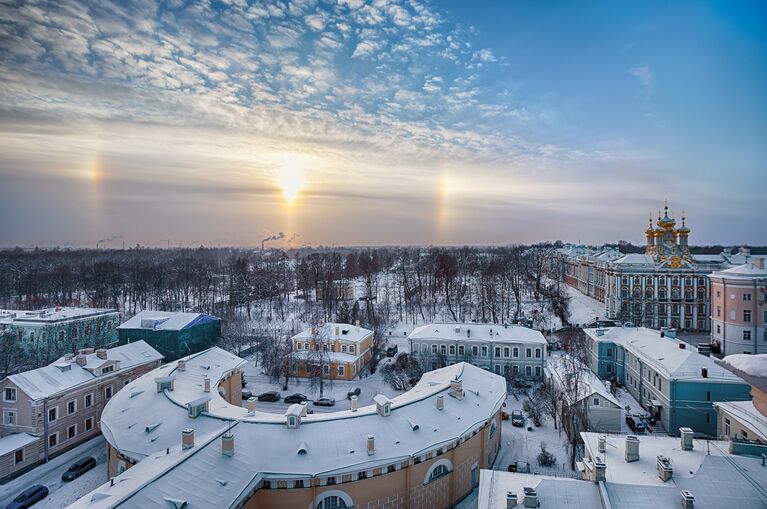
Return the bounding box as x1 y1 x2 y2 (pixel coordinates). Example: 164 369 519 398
537 442 557 468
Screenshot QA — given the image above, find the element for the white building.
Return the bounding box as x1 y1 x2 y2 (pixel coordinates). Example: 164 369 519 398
409 323 547 380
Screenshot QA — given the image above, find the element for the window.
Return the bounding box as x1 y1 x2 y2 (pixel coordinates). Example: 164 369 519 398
67 400 76 415
316 494 350 508
349 345 355 354
341 345 346 353
4 411 16 425
432 345 438 354
494 365 501 374
606 347 613 357
607 365 613 373
85 417 93 432
104 386 113 400
71 327 78 339
744 310 751 322
323 365 330 375
3 387 16 402
48 407 57 422
428 463 451 482
725 418 731 436
535 366 541 377
525 366 532 377
124 379 130 386
338 365 345 376
449 345 455 355
481 346 488 357
744 331 752 341
742 430 749 439
512 365 519 374
593 397 600 406
743 293 752 301
534 348 541 358
716 306 721 317
489 420 497 440
49 433 58 448
525 348 532 358
84 393 93 408
512 347 519 358
297 342 302 350
503 347 510 358
440 345 446 355
458 345 464 356
706 391 711 401
14 449 23 464
67 424 76 440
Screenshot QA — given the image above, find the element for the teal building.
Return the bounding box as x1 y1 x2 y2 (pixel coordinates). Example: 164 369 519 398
117 311 221 361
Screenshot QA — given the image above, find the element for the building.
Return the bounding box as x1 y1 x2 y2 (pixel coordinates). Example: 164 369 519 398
713 354 767 444
709 259 767 355
290 322 373 381
0 341 161 480
117 311 221 361
0 307 120 366
71 360 505 509
545 356 622 433
478 431 767 508
585 327 751 436
409 323 547 381
564 203 757 332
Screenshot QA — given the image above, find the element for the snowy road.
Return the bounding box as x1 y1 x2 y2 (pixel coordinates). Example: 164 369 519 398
565 285 607 326
0 435 107 509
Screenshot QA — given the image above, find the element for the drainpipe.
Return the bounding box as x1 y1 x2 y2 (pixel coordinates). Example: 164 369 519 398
43 397 49 463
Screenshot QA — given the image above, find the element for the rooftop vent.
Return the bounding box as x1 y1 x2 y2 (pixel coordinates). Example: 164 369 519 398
436 395 444 411
155 375 176 393
64 353 74 362
680 427 694 450
755 257 764 269
297 441 309 455
203 376 211 393
625 435 640 463
593 456 606 482
335 326 340 337
145 422 162 433
506 491 518 508
182 428 194 450
221 432 234 457
187 395 211 418
96 348 107 360
55 363 71 372
678 343 686 349
177 359 186 371
164 498 187 509
130 388 144 398
523 487 538 508
407 419 419 431
351 395 358 412
355 319 360 331
367 434 375 456
80 348 94 355
681 490 694 509
657 455 673 482
246 397 256 415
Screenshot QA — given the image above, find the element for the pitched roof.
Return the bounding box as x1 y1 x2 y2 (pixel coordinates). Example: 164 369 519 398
292 322 372 344
713 400 767 441
117 311 219 331
409 322 547 345
546 356 620 407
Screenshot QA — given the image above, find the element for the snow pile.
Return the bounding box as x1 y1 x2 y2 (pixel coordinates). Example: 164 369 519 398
723 354 767 378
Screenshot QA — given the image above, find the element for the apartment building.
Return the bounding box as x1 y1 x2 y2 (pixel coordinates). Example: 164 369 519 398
409 323 547 381
585 327 750 436
0 341 162 479
709 259 767 355
117 311 221 361
0 307 120 366
72 360 505 509
290 322 373 380
713 353 767 444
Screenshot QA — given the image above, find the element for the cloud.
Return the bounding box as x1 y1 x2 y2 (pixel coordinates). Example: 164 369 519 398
351 40 380 58
628 65 654 95
474 48 496 62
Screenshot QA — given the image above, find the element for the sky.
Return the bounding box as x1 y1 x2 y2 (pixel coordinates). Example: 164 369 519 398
0 0 765 248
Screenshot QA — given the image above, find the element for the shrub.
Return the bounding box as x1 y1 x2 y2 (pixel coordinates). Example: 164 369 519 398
537 442 557 467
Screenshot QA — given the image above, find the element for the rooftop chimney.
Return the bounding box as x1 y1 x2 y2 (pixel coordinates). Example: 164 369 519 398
367 434 375 456
657 455 673 482
221 432 234 457
177 359 186 371
80 347 94 355
625 435 640 463
182 428 194 450
246 397 256 415
681 490 694 509
436 394 444 411
450 377 464 400
700 367 708 378
76 354 87 367
335 326 340 338
593 456 606 482
355 319 360 331
64 353 74 362
506 491 518 508
523 487 538 508
755 257 764 269
96 349 107 360
203 376 211 392
598 435 606 453
351 395 358 412
680 427 694 450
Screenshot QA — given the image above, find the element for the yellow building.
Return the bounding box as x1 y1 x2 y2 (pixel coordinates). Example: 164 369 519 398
291 322 374 381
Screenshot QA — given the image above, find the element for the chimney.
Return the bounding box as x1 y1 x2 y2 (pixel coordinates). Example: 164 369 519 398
367 434 375 456
681 490 694 509
593 456 606 482
700 367 708 378
64 353 74 362
351 395 358 412
657 455 673 482
221 432 234 457
355 319 360 331
506 491 518 508
80 347 94 355
450 377 464 400
598 435 606 453
436 395 444 411
246 397 256 414
625 435 640 463
177 359 186 371
96 349 107 360
182 428 194 450
76 354 87 367
755 257 764 269
204 376 211 392
522 487 538 508
300 402 308 417
680 427 694 450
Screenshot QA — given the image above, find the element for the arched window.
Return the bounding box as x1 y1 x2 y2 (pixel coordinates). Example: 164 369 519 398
684 288 693 301
310 491 353 509
645 288 653 299
671 288 680 300
423 458 453 484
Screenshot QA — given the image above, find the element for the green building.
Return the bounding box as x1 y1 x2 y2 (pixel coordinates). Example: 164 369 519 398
117 311 221 361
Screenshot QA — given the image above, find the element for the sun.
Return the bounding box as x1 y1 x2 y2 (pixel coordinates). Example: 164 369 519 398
276 154 306 204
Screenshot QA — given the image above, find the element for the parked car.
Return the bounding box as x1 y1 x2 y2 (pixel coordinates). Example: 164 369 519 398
62 456 97 481
347 387 361 399
313 397 336 407
257 391 280 402
626 415 646 433
284 393 308 404
5 485 48 509
386 344 399 357
511 410 525 427
241 390 253 400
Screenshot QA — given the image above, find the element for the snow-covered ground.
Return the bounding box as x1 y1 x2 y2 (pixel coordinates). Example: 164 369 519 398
564 285 606 326
0 436 107 509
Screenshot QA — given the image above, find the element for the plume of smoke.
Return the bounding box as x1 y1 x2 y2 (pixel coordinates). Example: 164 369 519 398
261 232 285 243
97 234 123 244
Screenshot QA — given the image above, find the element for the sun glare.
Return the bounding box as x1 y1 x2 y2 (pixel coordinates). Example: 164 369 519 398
276 154 306 204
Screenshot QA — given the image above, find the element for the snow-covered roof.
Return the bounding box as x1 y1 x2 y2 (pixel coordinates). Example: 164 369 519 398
711 261 767 279
292 322 372 344
612 253 656 266
713 400 767 441
546 356 620 407
291 349 359 364
117 311 218 331
409 322 546 345
70 363 506 509
7 341 162 400
0 307 117 325
584 327 745 383
716 354 767 392
0 433 37 456
478 470 602 508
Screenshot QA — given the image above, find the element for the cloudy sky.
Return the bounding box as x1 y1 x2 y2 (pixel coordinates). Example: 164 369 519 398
1 0 765 248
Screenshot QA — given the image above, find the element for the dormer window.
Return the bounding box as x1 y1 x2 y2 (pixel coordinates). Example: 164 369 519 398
288 415 297 428
373 395 392 416
187 396 210 418
101 365 114 374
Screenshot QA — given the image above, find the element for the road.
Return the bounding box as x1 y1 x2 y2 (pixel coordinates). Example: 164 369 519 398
0 436 107 509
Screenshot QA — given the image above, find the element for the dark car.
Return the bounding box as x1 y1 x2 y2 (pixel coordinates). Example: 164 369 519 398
386 344 399 357
347 387 361 399
313 397 336 407
5 485 48 509
284 393 308 404
257 391 280 402
626 415 646 433
62 456 97 482
511 410 525 427
241 390 253 400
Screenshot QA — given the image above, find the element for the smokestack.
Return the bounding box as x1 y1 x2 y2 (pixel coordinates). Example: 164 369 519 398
221 432 234 457
351 395 358 412
436 395 444 411
367 434 375 456
182 428 194 450
204 376 211 392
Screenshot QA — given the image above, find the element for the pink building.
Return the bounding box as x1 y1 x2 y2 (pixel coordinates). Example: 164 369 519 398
710 258 767 355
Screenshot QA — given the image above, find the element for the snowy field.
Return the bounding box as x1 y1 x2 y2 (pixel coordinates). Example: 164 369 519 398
0 436 107 509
